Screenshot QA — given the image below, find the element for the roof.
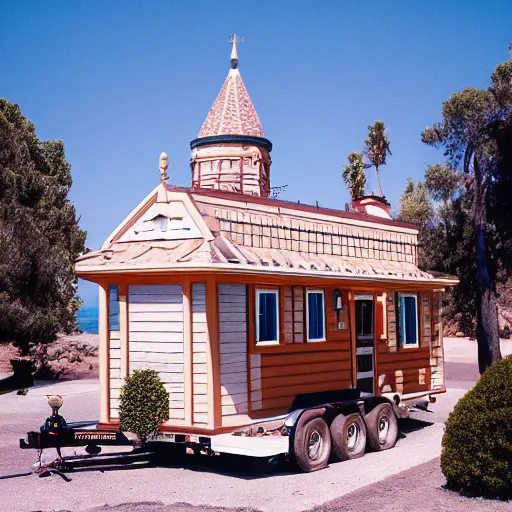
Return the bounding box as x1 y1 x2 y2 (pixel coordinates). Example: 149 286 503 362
197 67 264 138
76 235 432 282
76 185 458 287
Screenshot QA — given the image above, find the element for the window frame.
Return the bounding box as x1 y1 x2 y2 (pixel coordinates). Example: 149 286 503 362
255 288 280 346
398 292 419 349
306 288 326 342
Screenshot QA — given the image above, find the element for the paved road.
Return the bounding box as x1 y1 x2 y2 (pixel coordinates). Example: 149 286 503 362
1 338 510 512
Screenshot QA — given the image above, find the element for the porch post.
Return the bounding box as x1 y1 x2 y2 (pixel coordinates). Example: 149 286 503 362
205 277 221 429
98 283 110 424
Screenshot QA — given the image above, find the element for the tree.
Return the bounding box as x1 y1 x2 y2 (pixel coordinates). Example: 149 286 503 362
0 99 86 354
399 169 479 335
342 152 366 200
364 120 391 197
397 175 448 272
421 57 512 373
397 178 433 227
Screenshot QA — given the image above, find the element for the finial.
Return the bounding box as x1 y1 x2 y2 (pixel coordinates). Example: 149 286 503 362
228 34 243 69
159 152 169 183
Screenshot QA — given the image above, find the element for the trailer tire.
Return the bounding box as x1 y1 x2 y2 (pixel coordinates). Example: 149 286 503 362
365 403 398 451
293 416 331 472
330 413 366 461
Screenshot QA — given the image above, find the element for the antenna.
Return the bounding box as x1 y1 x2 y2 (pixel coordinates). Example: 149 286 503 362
270 184 288 199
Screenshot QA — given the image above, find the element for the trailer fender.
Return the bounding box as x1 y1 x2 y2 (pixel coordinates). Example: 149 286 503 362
285 407 326 430
361 395 396 416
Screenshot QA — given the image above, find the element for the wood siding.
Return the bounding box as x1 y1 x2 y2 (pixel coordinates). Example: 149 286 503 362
430 291 444 390
256 350 351 414
376 290 434 395
249 283 352 416
192 283 209 425
128 284 185 422
109 330 121 418
218 283 248 425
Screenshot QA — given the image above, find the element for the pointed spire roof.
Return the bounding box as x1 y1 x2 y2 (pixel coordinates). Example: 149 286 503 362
198 35 264 139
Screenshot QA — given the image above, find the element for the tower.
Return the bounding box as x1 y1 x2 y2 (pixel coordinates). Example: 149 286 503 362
190 35 272 197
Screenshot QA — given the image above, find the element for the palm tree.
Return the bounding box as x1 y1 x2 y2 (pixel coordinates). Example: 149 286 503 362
364 121 391 197
342 152 366 200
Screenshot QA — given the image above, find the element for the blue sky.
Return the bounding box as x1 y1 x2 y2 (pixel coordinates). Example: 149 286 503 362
1 1 511 306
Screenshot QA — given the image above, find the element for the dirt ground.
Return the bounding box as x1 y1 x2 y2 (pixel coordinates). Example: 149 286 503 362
0 333 99 381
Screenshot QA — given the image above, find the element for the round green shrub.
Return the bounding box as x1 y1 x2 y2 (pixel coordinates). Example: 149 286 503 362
441 356 512 499
119 369 169 445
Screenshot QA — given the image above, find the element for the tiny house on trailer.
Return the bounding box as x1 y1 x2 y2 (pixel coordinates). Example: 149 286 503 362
76 39 457 471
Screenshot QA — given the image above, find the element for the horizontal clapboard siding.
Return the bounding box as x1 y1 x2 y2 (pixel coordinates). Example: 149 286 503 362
128 284 185 421
257 350 351 414
219 284 248 422
109 330 121 418
192 283 209 425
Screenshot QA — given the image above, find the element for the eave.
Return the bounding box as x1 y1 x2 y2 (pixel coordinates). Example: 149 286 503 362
76 262 459 289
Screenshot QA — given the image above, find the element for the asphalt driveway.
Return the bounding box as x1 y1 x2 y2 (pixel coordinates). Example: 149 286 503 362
0 338 510 512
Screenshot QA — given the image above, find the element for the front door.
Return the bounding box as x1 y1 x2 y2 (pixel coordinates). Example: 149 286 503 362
354 294 375 393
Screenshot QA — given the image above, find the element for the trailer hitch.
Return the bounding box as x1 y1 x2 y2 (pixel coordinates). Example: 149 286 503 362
12 394 154 481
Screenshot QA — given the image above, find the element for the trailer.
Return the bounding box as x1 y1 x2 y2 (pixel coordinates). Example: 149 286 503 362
71 38 457 474
20 387 431 474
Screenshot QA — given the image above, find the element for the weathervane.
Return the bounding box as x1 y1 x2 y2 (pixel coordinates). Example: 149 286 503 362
228 33 244 69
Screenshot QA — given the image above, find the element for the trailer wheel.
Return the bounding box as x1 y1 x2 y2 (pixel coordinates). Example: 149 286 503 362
365 403 398 451
330 413 366 461
293 416 331 472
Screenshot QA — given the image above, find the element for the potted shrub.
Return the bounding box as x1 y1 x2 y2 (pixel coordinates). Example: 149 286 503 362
119 369 169 448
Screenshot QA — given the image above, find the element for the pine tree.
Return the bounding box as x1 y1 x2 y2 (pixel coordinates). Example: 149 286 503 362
0 99 86 354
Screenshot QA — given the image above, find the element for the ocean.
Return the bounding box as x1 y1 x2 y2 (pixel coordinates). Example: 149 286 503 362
77 306 99 334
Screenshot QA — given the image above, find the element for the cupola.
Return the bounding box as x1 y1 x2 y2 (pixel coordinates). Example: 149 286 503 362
190 35 272 197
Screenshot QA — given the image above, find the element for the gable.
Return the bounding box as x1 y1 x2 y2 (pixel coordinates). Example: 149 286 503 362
117 201 203 242
102 185 214 249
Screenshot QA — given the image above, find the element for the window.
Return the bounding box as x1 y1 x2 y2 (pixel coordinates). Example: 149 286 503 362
307 289 326 342
399 293 418 347
256 289 279 345
109 285 120 331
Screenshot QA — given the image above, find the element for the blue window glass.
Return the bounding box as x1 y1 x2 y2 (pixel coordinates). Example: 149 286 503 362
308 291 325 340
257 291 278 343
109 284 120 331
400 294 418 346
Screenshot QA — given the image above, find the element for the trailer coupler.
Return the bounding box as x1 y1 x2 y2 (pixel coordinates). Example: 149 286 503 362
20 394 134 452
15 395 154 481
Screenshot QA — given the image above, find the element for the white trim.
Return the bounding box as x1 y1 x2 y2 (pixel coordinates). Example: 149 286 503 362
356 371 375 380
255 289 279 346
306 289 326 342
355 294 374 301
399 293 419 348
101 186 159 249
